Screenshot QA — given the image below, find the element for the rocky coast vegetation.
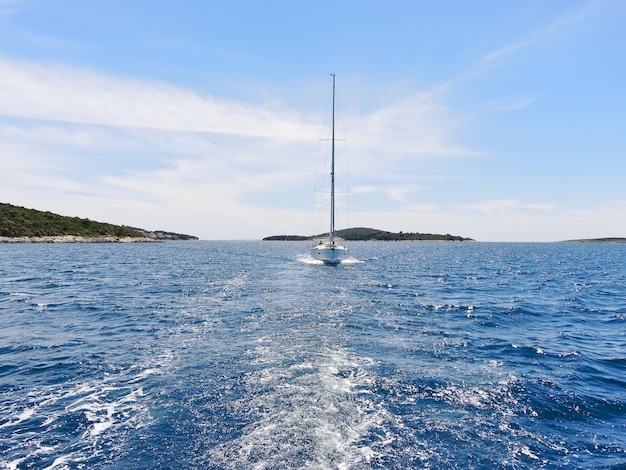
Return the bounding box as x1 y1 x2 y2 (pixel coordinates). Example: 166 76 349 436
0 203 197 243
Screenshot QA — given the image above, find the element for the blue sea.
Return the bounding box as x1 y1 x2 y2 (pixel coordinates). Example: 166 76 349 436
1 241 625 469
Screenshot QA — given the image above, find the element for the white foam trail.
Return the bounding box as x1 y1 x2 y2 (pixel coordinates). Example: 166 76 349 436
207 345 395 469
297 254 324 265
44 454 71 470
1 360 164 468
297 255 364 265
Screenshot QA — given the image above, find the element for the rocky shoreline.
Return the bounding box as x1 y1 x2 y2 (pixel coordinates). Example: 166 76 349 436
0 235 159 243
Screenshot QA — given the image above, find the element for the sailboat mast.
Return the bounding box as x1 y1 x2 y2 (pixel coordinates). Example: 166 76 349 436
330 73 336 244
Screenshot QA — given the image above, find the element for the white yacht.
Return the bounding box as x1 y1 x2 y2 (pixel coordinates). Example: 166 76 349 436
311 73 349 265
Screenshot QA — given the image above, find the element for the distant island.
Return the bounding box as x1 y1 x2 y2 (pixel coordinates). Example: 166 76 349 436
0 202 197 243
562 238 626 243
263 227 474 242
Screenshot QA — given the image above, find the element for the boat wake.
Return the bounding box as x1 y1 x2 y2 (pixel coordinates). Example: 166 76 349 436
297 254 325 265
205 344 402 469
297 254 362 265
0 361 165 469
340 257 363 265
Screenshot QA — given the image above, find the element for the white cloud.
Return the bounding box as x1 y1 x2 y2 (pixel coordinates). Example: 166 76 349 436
5 56 622 242
482 1 610 63
351 87 482 160
461 199 557 215
386 185 427 205
0 57 315 140
483 95 538 112
0 56 484 238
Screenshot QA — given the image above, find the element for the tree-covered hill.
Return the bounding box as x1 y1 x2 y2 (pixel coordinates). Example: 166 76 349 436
335 227 473 241
263 227 473 242
0 203 197 240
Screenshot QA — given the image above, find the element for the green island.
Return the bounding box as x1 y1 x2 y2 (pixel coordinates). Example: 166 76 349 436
263 227 473 242
0 203 197 242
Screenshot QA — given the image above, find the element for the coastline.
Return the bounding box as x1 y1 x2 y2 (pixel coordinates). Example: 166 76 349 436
0 235 159 244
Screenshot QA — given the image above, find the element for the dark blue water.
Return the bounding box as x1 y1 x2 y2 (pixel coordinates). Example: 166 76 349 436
1 241 625 469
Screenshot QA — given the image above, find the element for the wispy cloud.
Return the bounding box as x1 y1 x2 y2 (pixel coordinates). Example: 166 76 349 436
0 57 315 140
483 95 538 112
0 56 482 237
353 86 481 158
461 199 557 214
0 56 319 201
482 1 610 63
351 183 428 205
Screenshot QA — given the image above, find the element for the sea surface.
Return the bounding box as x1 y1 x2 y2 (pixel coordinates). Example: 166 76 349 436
1 241 625 469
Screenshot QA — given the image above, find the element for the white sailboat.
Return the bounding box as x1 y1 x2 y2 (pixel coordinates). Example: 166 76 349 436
311 73 349 265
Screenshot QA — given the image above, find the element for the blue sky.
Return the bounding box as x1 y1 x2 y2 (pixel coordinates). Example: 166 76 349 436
1 0 625 241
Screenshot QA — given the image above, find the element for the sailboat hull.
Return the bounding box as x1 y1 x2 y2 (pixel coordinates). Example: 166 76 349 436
311 242 349 265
